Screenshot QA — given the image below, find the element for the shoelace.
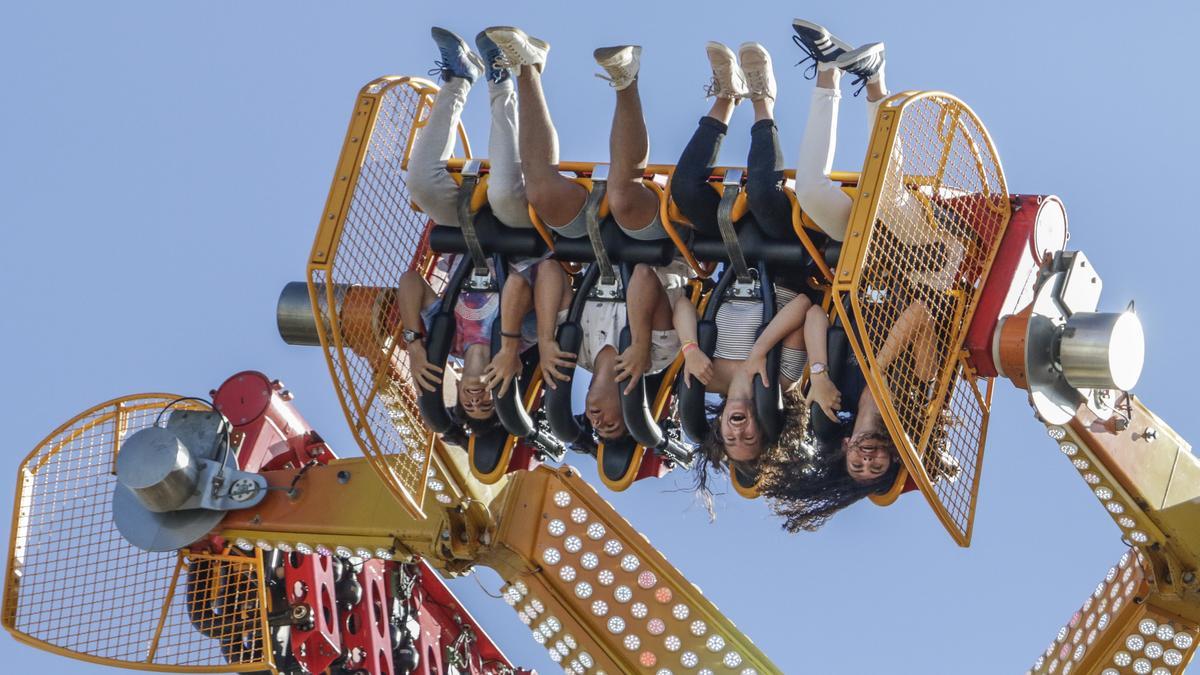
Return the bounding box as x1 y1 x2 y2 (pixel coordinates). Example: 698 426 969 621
703 66 745 99
744 69 771 99
594 69 636 88
484 55 509 84
428 59 454 82
791 34 820 80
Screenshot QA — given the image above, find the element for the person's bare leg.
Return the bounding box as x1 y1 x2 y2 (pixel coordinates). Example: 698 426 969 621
707 97 736 125
516 66 587 227
607 79 660 230
751 97 774 124
865 71 888 103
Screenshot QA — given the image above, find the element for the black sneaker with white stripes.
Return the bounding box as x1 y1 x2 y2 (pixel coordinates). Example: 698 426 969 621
835 42 886 97
790 19 852 79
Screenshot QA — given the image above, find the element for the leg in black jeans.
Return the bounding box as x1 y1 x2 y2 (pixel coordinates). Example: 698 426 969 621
745 118 793 240
671 117 726 237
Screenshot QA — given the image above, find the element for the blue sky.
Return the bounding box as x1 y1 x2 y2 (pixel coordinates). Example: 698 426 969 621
2 2 1198 673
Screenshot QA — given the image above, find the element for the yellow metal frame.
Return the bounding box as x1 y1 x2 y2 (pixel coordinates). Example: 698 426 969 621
831 91 1009 546
469 371 547 485
4 394 273 673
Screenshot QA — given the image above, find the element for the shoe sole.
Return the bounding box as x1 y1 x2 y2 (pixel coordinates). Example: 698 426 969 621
431 26 469 48
791 18 853 53
836 41 885 68
706 41 736 61
593 45 639 65
736 41 770 63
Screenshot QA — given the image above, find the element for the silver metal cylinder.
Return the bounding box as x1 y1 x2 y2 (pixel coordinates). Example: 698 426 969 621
1059 311 1145 391
115 427 199 513
276 281 322 346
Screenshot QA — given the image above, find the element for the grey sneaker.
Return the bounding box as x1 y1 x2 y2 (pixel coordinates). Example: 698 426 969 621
737 42 776 102
791 19 852 79
835 42 885 97
594 45 641 91
704 41 748 100
485 26 550 72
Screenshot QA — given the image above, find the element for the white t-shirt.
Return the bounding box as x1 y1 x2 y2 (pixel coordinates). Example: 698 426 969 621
576 260 692 374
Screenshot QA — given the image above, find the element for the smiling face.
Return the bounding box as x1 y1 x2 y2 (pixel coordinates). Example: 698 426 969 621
719 397 762 462
843 433 896 483
586 390 626 440
456 377 495 420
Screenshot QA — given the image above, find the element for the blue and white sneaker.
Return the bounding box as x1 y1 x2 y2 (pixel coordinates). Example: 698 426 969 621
835 42 885 97
790 19 852 79
430 26 483 84
474 30 509 85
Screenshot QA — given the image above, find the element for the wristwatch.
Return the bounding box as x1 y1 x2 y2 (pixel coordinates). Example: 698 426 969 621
809 362 828 376
401 329 424 344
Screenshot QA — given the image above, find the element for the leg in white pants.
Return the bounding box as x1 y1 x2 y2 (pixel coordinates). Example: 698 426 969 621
485 79 534 228
795 71 853 242
407 78 471 227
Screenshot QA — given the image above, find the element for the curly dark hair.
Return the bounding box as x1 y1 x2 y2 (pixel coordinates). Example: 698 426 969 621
439 401 505 449
758 401 901 533
691 393 806 521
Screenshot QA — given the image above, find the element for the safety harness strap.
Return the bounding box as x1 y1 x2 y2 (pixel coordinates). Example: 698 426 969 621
717 168 752 284
585 165 616 285
456 159 489 275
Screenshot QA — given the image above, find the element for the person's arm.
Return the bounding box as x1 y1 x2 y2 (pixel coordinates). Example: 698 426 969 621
398 270 442 392
673 290 711 387
877 300 937 379
483 273 533 397
534 260 575 389
744 294 813 387
801 303 842 420
614 265 670 394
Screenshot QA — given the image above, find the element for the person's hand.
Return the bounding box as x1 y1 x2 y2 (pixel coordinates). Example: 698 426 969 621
614 341 652 395
682 348 712 388
483 346 522 397
539 342 576 390
805 371 843 421
743 349 770 388
406 342 443 393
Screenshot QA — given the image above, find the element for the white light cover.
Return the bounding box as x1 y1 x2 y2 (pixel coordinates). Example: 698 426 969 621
235 538 253 551
706 635 725 652
1156 624 1175 641
436 493 453 505
335 546 354 558
1095 487 1114 501
539 623 553 638
374 548 394 560
1060 443 1078 456
598 569 615 586
427 478 444 491
1048 426 1067 440
631 602 649 619
608 616 626 633
579 652 594 668
1130 531 1148 544
581 553 599 570
532 630 545 644
1072 644 1084 660
547 616 561 632
1140 619 1159 636
575 582 593 599
638 570 658 589
1084 473 1100 485
532 599 545 613
542 547 562 565
681 651 699 668
604 539 623 556
664 635 681 652
587 522 606 540
615 585 633 603
564 535 583 553
1114 651 1132 666
504 588 520 605
1098 613 1110 630
1109 311 1146 391
548 519 567 536
1072 458 1090 470
1144 642 1163 659
723 652 743 668
592 600 609 616
621 554 641 572
554 491 571 507
570 507 588 524
1106 501 1125 514
256 540 274 551
554 640 567 656
564 634 577 649
296 542 315 554
1174 632 1193 649
1165 648 1184 665
672 604 690 620
648 618 666 635
1132 658 1151 675
690 620 707 636
548 648 561 662
624 634 641 650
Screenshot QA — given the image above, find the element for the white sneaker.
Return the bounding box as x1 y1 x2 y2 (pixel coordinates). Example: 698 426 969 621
737 42 776 102
593 45 641 91
484 26 550 72
705 42 748 100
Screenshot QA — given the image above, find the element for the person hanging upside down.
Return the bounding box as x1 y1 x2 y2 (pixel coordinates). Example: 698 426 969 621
482 27 693 446
756 19 962 531
399 27 539 443
669 40 813 485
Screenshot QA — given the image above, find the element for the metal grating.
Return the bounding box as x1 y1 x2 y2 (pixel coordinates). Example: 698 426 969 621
2 395 271 672
307 76 459 517
834 92 1010 545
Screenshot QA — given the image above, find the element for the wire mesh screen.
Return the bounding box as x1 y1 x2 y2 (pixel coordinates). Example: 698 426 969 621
836 92 1010 545
308 77 457 517
2 395 271 671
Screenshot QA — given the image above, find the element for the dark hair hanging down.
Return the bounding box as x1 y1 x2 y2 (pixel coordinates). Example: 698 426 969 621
758 403 901 533
691 393 807 521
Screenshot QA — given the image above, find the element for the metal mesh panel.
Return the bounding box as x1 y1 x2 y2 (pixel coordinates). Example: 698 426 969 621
2 395 271 671
308 77 455 516
836 92 1010 545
